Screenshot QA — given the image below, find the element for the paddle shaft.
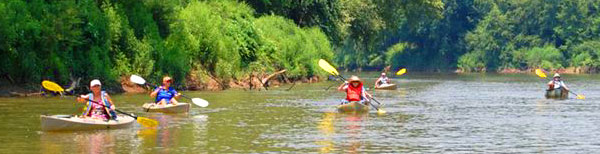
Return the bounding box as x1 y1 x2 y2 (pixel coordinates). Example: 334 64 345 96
83 98 138 120
146 83 195 102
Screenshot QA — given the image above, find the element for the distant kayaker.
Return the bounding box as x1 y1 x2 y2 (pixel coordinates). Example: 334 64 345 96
150 76 181 105
374 72 390 87
77 79 117 120
338 76 373 104
547 73 570 91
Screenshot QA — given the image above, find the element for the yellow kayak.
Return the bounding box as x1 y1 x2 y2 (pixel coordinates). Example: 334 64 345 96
337 101 370 113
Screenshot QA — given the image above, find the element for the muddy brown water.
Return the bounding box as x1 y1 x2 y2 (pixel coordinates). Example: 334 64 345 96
1 73 599 153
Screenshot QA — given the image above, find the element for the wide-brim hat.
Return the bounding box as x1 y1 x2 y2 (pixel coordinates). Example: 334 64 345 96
553 73 560 78
348 75 361 82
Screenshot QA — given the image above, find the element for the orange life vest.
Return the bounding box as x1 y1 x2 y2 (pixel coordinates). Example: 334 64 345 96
346 82 363 101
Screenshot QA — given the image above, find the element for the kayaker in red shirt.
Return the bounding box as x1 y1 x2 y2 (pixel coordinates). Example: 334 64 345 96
337 75 373 104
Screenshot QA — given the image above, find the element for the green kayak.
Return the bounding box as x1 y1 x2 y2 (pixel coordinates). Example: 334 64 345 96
545 88 569 99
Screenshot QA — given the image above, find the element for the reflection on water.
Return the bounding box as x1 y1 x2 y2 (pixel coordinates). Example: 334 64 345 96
2 73 600 153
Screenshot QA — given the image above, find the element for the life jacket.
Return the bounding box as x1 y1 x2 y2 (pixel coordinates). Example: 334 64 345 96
155 86 177 103
83 91 116 119
346 82 363 101
552 80 564 89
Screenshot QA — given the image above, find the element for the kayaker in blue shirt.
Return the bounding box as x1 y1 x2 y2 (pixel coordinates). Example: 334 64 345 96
150 76 181 105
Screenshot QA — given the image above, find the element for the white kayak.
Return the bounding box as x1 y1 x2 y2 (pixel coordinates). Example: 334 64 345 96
375 83 397 90
142 103 190 113
41 115 135 131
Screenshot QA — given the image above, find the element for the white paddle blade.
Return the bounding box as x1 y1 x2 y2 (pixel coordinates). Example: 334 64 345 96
192 98 209 107
130 75 146 85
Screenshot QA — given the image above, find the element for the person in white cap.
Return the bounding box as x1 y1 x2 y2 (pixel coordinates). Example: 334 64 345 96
337 75 373 104
547 73 570 91
374 72 390 88
77 79 117 120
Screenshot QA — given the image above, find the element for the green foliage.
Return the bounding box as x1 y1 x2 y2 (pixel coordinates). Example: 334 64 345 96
0 0 334 89
571 41 600 68
459 0 600 72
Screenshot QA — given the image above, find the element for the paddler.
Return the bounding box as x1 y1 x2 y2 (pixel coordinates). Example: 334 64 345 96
337 75 373 104
547 73 570 91
77 79 117 120
150 76 181 105
374 72 390 88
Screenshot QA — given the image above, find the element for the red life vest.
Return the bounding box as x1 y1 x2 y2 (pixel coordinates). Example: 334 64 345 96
346 82 363 101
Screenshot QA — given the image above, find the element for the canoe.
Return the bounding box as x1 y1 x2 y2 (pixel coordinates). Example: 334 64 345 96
545 88 569 99
337 101 370 113
142 103 190 113
41 115 135 131
375 83 397 90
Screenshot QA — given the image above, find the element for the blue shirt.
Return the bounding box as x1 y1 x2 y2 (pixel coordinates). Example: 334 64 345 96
155 87 178 103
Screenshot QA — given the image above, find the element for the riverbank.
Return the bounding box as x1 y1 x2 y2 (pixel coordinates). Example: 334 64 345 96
455 67 599 74
0 71 323 97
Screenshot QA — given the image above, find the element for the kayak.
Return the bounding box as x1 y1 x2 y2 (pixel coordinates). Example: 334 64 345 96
142 103 190 113
337 101 370 113
545 88 569 99
41 115 135 131
375 83 397 90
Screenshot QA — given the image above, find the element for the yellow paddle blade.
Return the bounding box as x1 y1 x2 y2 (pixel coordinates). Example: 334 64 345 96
318 59 339 76
535 69 547 78
377 109 386 114
396 68 407 76
576 94 585 100
42 80 65 92
137 117 158 128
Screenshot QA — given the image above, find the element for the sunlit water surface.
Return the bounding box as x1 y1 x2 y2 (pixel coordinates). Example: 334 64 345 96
1 73 600 153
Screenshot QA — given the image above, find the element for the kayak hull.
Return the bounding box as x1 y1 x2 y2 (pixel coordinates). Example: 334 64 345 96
41 115 135 131
545 88 569 99
143 103 190 113
337 101 370 113
375 84 397 90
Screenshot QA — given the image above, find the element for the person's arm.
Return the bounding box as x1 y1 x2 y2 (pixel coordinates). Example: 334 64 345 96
104 93 115 110
561 81 569 90
77 95 89 103
374 78 381 86
150 86 161 97
173 89 181 99
363 88 373 99
337 82 348 92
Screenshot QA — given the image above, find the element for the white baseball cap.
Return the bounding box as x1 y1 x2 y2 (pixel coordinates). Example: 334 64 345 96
90 79 102 87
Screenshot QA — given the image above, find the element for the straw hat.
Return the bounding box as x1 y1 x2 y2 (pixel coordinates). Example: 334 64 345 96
348 75 361 82
553 73 560 78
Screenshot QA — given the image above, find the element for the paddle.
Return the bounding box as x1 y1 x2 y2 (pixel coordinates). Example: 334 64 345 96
534 69 585 100
318 59 386 114
396 68 407 76
42 80 65 96
41 80 158 127
129 75 209 107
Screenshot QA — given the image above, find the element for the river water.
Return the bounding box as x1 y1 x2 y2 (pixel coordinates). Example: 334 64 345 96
1 73 599 153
